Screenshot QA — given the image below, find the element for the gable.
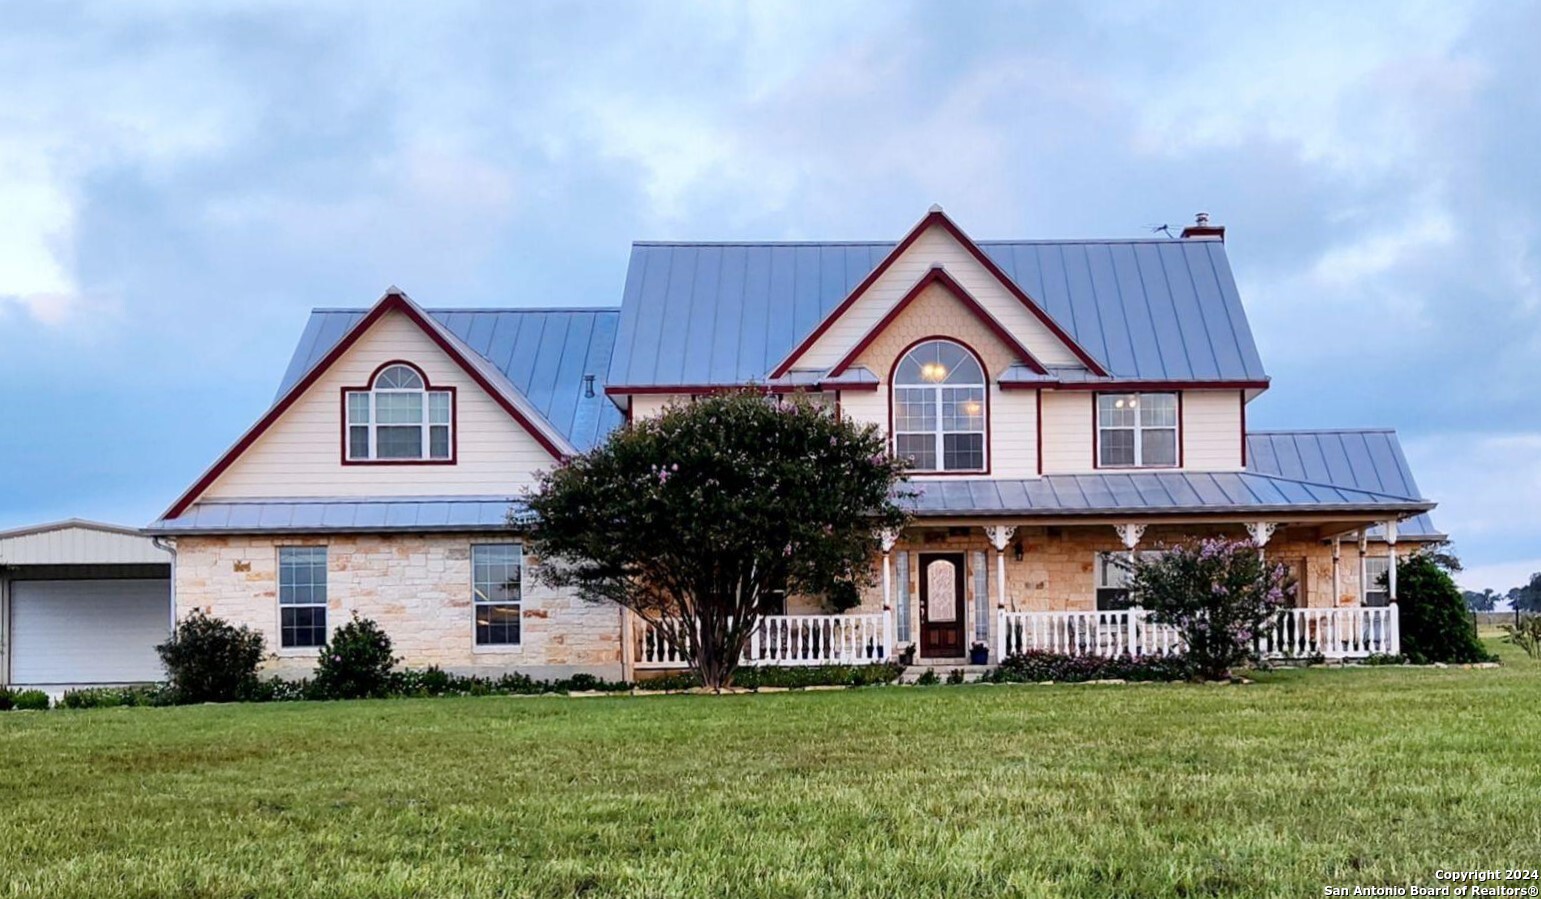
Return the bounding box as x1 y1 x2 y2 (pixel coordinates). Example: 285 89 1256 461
848 277 1032 380
173 307 562 513
785 220 1092 376
279 307 624 452
608 212 1269 389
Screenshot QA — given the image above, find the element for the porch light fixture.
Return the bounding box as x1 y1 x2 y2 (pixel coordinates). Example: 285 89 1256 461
1013 542 1023 561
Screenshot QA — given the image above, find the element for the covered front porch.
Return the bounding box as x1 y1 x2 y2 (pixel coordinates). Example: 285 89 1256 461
628 509 1420 672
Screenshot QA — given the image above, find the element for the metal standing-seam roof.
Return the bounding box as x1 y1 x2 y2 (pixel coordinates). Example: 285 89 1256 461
148 497 533 535
277 307 624 452
1245 429 1442 540
608 238 1267 387
900 471 1432 518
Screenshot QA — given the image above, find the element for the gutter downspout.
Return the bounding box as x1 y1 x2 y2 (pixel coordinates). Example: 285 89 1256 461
151 536 177 633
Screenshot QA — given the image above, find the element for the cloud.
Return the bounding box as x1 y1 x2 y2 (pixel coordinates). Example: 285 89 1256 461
0 0 1539 589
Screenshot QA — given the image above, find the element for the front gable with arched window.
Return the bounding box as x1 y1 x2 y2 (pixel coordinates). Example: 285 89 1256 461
892 339 988 473
342 361 457 464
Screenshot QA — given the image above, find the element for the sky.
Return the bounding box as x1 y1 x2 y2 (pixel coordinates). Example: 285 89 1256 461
1 0 1538 593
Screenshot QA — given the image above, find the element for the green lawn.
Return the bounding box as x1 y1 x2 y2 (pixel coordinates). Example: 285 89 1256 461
3 643 1537 899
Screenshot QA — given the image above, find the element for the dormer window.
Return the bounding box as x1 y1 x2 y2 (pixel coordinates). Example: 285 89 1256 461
1096 392 1178 468
893 339 987 473
343 363 454 462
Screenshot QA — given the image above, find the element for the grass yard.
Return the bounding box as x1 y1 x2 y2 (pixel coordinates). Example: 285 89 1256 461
2 643 1537 898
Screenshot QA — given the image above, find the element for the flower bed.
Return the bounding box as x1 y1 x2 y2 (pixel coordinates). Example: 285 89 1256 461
983 650 1199 684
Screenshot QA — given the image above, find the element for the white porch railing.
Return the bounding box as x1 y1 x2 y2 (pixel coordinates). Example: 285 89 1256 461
631 612 895 670
997 606 1399 662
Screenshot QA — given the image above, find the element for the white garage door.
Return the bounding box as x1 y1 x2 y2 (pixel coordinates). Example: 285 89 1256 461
9 579 169 685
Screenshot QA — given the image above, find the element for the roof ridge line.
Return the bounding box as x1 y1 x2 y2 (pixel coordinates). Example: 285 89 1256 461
310 306 620 314
631 238 1192 247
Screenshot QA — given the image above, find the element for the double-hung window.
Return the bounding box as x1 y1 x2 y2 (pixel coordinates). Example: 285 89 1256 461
1094 551 1164 610
344 363 453 461
473 544 523 646
278 546 328 648
893 340 987 472
1097 393 1178 468
1363 556 1391 607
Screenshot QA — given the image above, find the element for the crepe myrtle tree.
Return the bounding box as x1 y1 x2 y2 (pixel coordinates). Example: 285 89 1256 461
1128 538 1295 680
526 390 910 691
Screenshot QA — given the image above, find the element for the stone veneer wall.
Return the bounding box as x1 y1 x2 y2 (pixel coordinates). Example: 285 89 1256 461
174 533 624 680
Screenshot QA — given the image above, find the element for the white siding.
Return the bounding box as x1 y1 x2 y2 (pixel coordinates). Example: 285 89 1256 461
1041 389 1245 474
1040 391 1094 474
204 311 555 499
628 394 688 420
1182 390 1245 470
838 389 886 431
793 224 1085 372
0 525 167 565
991 389 1038 477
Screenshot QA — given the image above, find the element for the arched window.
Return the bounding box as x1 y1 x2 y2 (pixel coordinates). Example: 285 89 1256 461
892 339 986 472
344 363 454 461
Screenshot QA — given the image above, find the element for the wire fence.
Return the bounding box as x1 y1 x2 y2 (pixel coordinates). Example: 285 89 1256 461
1473 610 1538 631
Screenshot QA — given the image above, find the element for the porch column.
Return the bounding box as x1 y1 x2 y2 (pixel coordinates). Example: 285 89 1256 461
1382 520 1399 602
1357 530 1368 605
879 528 899 656
984 526 1017 660
1246 521 1277 559
1331 536 1342 606
879 528 899 609
983 526 1017 611
1113 523 1146 552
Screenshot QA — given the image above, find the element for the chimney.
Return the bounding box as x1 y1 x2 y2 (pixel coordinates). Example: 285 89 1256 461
1180 211 1225 241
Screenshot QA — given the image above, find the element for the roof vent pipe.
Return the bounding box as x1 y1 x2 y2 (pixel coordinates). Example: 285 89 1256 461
1180 211 1226 242
583 374 596 398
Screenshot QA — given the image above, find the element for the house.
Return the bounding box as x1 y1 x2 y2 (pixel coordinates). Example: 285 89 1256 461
144 208 1438 680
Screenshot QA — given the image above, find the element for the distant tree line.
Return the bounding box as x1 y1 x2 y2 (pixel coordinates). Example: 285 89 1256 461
1462 574 1541 612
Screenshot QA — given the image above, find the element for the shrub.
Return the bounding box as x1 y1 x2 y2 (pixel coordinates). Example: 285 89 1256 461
239 677 312 703
985 650 1198 684
1362 653 1408 666
311 614 399 700
1130 538 1294 680
945 668 967 685
59 685 174 709
1395 553 1495 664
156 610 266 703
914 668 941 686
10 689 51 711
1500 616 1541 660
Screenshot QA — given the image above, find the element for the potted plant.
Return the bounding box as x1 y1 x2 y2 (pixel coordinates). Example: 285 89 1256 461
898 644 917 666
969 642 990 666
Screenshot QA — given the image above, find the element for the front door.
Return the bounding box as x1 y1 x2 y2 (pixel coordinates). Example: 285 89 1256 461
919 553 966 658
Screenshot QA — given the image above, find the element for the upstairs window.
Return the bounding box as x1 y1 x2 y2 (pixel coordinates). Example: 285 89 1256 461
344 363 453 462
1097 393 1178 468
893 339 987 472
